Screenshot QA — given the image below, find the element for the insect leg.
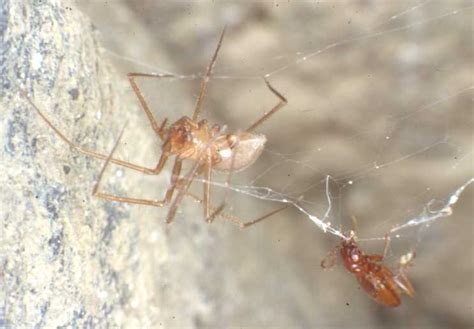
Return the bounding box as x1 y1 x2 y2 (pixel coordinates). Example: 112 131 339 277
320 245 340 270
394 270 416 297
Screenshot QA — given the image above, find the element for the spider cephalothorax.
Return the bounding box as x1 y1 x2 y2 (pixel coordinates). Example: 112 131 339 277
164 116 266 172
25 27 288 225
165 117 214 160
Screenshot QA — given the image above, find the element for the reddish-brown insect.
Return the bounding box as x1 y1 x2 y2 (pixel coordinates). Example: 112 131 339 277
22 27 289 226
322 231 415 307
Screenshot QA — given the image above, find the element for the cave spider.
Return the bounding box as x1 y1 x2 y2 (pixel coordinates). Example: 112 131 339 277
23 27 290 226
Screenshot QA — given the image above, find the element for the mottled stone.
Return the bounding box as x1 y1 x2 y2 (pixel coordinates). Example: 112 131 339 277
0 1 135 327
3 1 473 328
0 1 217 327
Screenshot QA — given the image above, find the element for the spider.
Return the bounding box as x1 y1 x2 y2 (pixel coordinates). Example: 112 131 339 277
23 27 290 226
321 230 415 307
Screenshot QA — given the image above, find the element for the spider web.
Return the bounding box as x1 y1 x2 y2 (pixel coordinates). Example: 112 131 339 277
78 0 472 325
97 2 472 241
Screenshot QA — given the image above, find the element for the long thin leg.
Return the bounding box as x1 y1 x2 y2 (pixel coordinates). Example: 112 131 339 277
246 78 288 132
203 151 225 223
165 158 204 224
94 158 182 207
203 152 212 220
166 127 228 223
127 72 176 140
92 126 182 207
205 136 239 224
186 192 290 229
21 90 166 175
191 27 226 121
239 205 290 228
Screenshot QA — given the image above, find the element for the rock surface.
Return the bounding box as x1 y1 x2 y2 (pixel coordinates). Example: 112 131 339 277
1 1 219 327
2 1 473 328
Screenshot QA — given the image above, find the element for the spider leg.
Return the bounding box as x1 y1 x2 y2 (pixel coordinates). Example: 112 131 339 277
127 72 176 140
92 126 182 207
165 158 203 224
205 135 240 223
202 152 212 220
185 192 290 228
246 78 288 132
191 27 226 121
202 157 228 224
167 126 228 223
238 204 290 228
21 91 169 175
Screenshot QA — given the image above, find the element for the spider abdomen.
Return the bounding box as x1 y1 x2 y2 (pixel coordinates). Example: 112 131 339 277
166 116 266 172
213 132 266 172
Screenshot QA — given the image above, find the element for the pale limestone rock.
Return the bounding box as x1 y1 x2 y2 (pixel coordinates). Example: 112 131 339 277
1 1 217 327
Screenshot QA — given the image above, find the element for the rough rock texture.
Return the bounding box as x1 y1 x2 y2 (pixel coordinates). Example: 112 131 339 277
1 1 135 326
2 1 473 328
1 1 221 327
